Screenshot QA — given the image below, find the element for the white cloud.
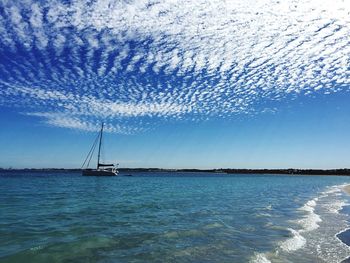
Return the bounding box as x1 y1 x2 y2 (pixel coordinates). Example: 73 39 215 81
0 0 349 132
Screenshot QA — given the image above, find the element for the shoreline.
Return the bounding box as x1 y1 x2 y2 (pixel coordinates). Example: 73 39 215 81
338 184 350 263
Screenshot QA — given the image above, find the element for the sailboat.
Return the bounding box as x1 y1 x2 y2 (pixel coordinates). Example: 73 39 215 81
82 123 118 176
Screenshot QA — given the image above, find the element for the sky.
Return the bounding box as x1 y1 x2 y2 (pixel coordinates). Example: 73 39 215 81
0 0 349 169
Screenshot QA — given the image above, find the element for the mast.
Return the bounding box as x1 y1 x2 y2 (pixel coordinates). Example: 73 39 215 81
97 123 104 169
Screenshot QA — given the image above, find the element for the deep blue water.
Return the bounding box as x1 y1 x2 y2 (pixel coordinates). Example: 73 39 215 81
1 172 350 263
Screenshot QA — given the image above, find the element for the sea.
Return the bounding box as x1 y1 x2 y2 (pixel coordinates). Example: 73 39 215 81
1 171 350 263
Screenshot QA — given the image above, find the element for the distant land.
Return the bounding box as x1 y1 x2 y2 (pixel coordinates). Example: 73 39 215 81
1 168 350 176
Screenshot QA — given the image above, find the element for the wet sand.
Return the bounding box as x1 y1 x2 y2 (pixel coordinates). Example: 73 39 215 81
340 185 350 263
344 185 350 195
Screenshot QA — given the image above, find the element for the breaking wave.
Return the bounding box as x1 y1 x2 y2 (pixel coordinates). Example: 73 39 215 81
279 228 306 252
250 253 272 263
279 184 350 256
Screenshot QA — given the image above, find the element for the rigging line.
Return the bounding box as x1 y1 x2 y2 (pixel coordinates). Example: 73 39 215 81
97 123 104 168
81 132 100 169
101 131 105 163
81 133 99 169
87 138 98 168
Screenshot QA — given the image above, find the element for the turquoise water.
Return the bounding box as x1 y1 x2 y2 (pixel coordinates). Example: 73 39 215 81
1 172 350 263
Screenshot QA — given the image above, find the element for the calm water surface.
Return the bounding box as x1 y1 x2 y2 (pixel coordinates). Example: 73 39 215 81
1 172 350 263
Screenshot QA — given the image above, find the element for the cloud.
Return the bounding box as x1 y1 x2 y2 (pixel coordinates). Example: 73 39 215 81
0 0 349 132
27 112 145 134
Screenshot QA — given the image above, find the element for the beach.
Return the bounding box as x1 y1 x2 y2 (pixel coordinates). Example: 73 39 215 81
344 185 350 195
337 185 350 263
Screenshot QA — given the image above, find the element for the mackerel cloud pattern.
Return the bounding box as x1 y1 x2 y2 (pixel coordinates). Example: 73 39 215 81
0 0 349 133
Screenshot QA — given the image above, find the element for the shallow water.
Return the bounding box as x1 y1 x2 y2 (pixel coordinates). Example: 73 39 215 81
0 171 350 263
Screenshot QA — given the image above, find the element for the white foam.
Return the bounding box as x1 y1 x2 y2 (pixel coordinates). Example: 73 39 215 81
324 200 348 214
297 197 322 232
278 198 320 253
280 228 306 252
335 226 350 237
298 212 322 232
265 205 273 210
322 184 347 196
299 198 317 213
276 184 350 260
250 253 272 263
320 184 349 214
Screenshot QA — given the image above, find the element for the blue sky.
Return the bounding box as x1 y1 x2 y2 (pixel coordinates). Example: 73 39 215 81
0 0 349 169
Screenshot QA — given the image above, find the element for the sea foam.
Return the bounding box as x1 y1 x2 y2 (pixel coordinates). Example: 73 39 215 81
280 197 321 252
321 184 349 214
298 197 322 232
250 253 272 263
325 200 348 214
280 228 306 252
323 184 344 195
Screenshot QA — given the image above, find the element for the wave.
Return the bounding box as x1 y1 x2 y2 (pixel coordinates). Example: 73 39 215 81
250 253 272 263
297 212 322 233
279 197 321 252
249 184 350 262
325 200 349 214
321 184 349 214
297 197 322 232
279 184 349 254
322 183 349 196
279 228 306 252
